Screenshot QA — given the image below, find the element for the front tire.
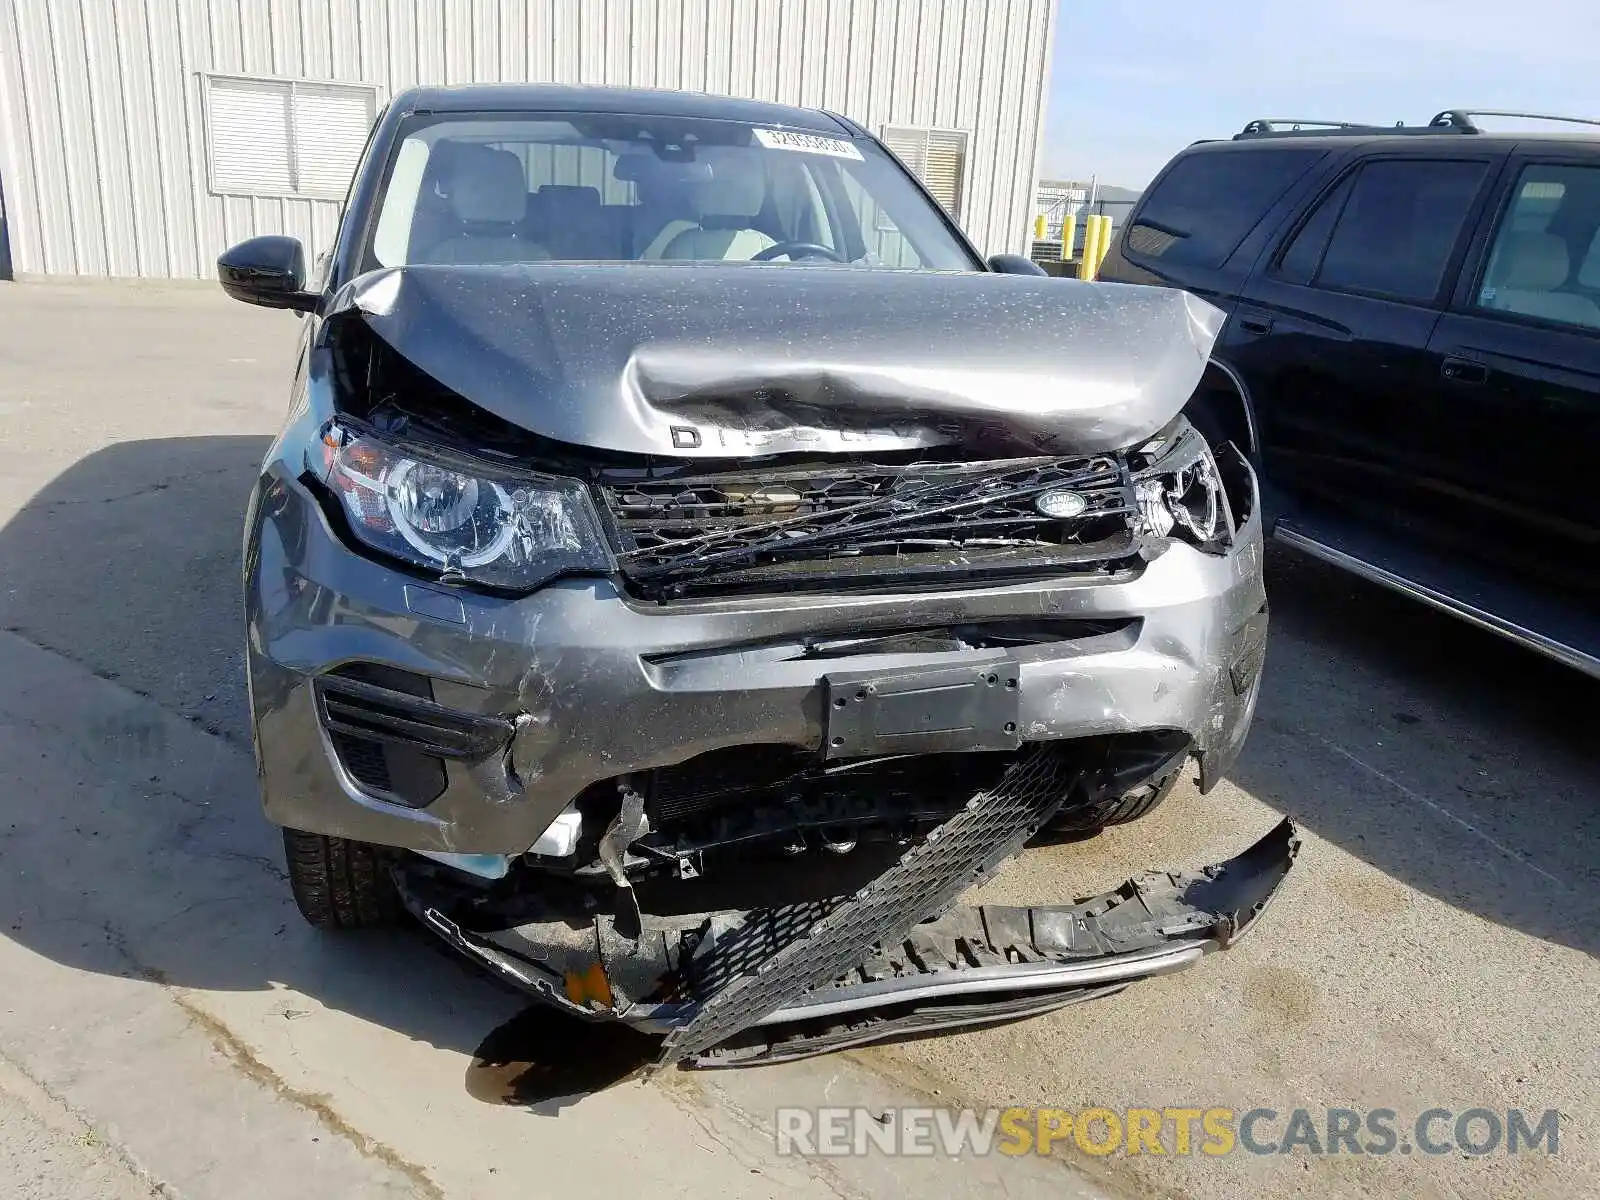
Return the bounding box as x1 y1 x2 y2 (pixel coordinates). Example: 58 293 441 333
282 828 404 929
1046 764 1183 834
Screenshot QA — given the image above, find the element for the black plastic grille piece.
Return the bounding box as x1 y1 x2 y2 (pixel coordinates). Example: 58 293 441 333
327 730 448 809
637 747 1014 861
330 731 392 792
656 743 1080 1064
646 746 815 826
315 673 513 761
596 456 1133 593
316 667 512 810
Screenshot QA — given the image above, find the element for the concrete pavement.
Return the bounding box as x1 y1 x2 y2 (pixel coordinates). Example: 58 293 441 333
0 1057 160 1200
0 280 1595 1199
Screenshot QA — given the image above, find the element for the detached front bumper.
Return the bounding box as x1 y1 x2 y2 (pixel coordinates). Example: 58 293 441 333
246 460 1268 856
397 816 1300 1067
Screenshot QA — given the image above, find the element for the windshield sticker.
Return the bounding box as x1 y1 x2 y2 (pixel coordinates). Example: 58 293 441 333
753 128 864 160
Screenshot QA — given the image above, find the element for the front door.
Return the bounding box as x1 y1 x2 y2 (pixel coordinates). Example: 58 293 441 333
1427 155 1600 597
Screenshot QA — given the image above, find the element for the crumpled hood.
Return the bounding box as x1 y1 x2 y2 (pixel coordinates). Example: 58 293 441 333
330 262 1225 458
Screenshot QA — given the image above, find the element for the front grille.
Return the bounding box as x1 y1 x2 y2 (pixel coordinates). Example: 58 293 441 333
596 455 1134 596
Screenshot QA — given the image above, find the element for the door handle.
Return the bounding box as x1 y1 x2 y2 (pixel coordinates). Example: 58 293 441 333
1239 315 1274 335
1441 356 1488 385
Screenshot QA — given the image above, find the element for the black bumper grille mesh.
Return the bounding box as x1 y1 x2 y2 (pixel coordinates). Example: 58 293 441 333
657 742 1080 1064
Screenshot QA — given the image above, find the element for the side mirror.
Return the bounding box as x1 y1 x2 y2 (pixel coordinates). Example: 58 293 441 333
987 253 1048 277
217 236 317 312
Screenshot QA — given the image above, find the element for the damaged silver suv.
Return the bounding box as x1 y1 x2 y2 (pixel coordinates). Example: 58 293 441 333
221 85 1295 1067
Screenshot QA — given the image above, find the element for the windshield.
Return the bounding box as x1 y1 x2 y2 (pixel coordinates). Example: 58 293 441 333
364 112 978 272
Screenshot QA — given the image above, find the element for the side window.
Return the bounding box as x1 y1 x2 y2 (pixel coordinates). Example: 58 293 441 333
1127 148 1324 269
1477 164 1600 332
1315 160 1487 302
1274 174 1354 285
371 136 429 266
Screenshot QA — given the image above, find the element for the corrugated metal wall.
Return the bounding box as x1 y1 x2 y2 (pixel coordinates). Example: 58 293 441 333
0 0 1055 279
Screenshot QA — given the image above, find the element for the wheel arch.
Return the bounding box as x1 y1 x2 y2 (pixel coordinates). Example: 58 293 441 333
1185 357 1259 460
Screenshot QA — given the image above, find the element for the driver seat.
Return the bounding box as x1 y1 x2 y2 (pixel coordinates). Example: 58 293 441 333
656 167 777 261
423 145 548 265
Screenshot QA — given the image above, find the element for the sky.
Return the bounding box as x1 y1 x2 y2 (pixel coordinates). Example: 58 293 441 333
1040 0 1600 189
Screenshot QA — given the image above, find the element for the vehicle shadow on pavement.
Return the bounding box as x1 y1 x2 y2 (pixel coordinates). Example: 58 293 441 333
1231 547 1600 958
0 436 624 1097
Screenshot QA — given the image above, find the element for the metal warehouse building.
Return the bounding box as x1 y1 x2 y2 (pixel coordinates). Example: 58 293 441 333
0 0 1057 280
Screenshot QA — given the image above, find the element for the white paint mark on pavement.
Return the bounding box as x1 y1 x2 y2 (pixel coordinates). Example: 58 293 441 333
1316 736 1566 890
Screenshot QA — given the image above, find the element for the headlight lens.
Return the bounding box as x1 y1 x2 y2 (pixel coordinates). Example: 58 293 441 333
319 425 610 588
1129 421 1230 548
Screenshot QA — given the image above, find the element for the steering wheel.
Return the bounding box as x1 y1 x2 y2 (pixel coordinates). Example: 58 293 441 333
751 241 847 263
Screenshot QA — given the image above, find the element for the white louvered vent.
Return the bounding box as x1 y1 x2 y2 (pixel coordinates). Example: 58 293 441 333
206 77 293 195
205 75 378 200
881 126 968 220
292 82 378 198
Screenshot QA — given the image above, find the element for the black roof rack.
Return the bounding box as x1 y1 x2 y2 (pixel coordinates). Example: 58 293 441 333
1235 110 1600 141
1428 108 1600 133
1234 118 1464 140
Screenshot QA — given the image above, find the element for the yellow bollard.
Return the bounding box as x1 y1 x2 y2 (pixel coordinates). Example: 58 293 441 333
1078 214 1104 281
1062 212 1078 265
1095 216 1114 275
1034 213 1046 240
1075 215 1096 280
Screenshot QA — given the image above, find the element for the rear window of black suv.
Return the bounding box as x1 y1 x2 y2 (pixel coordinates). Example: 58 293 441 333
1126 147 1325 270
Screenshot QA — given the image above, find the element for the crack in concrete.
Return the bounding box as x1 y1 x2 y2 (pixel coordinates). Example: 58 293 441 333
206 848 289 881
89 894 444 1196
99 926 443 1200
0 1045 177 1198
0 634 441 1197
657 1069 859 1200
160 986 446 1200
35 465 242 511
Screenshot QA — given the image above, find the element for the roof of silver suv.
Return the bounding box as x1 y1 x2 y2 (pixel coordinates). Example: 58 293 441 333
398 82 860 136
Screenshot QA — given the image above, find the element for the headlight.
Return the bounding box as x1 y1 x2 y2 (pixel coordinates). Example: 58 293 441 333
1128 420 1230 548
318 424 611 589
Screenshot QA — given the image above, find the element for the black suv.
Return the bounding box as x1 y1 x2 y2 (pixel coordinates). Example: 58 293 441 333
1100 109 1600 679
